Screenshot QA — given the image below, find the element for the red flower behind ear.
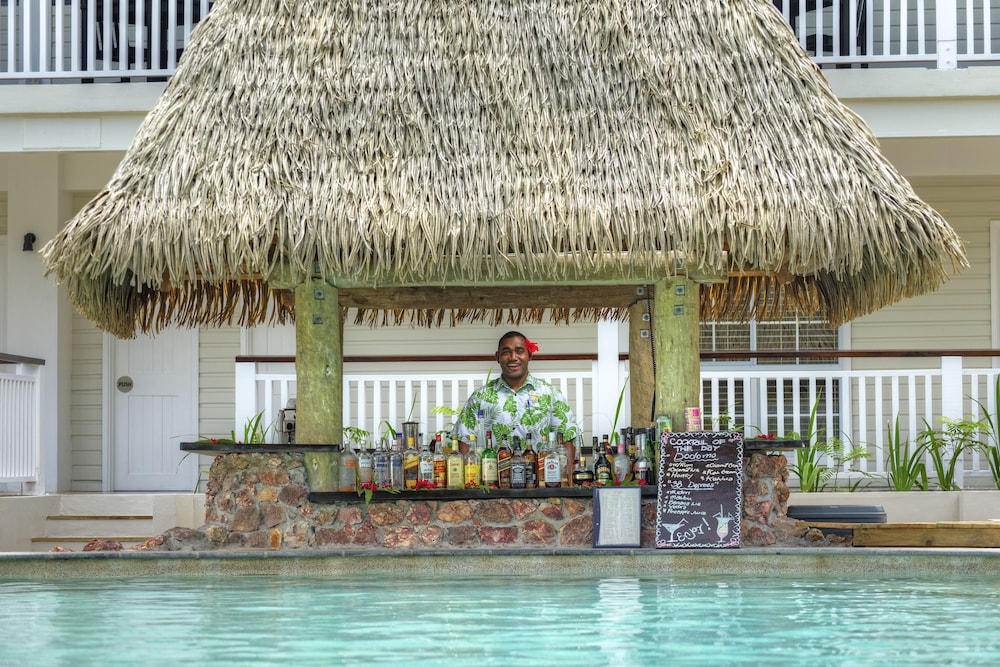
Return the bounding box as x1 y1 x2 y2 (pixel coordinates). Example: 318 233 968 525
525 339 539 354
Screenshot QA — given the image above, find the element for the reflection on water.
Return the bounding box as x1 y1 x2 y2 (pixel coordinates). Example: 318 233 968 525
2 572 1000 666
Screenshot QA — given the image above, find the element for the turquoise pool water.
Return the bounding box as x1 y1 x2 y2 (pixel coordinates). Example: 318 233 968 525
2 572 999 666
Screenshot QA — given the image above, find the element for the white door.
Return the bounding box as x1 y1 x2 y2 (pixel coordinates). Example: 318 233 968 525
111 327 199 491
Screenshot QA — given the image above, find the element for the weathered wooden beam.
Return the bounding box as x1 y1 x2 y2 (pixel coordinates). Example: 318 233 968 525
653 276 701 431
337 285 645 310
295 278 343 492
628 297 655 428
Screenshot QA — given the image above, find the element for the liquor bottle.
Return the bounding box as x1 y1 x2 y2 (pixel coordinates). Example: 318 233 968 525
625 428 637 466
447 434 465 489
510 437 526 489
573 456 594 486
357 445 374 487
482 430 499 487
339 444 359 492
557 432 571 488
476 408 487 450
389 438 404 491
497 434 513 489
544 433 562 488
522 434 538 489
464 433 482 487
432 438 448 489
633 443 653 485
418 435 435 486
373 440 390 487
593 438 613 486
613 440 631 484
402 436 419 490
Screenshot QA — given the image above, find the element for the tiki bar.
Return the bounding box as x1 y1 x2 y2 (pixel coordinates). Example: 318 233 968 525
42 1 965 551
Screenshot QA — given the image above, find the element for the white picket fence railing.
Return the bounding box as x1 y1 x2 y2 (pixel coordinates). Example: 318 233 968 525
0 356 42 484
236 356 1000 488
1 0 997 82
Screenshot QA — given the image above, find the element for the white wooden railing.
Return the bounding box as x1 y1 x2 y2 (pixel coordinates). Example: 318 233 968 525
1 0 997 82
0 353 42 485
236 355 1000 488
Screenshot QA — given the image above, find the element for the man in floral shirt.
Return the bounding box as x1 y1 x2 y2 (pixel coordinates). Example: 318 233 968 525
453 331 579 447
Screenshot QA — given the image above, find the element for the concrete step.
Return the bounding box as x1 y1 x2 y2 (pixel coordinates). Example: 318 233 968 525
30 535 149 553
43 514 154 538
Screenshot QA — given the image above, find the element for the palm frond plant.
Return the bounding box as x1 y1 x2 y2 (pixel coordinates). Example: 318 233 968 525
919 417 983 491
885 416 929 491
971 375 1000 489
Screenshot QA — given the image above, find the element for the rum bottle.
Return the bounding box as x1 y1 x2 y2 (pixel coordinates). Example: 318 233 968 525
418 435 434 486
432 438 448 489
402 436 419 490
481 430 499 487
464 433 482 487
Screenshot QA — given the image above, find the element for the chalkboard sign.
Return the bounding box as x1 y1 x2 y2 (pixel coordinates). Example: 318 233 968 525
655 431 742 548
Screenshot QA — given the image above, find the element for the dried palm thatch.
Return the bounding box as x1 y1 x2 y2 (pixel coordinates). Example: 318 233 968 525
43 0 965 338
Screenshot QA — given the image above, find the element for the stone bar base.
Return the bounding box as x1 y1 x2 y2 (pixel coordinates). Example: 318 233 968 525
197 450 828 550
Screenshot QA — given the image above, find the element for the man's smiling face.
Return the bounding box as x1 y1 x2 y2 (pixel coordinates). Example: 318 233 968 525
497 334 531 390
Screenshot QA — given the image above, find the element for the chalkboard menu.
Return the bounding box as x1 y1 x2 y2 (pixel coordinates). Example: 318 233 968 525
655 431 743 548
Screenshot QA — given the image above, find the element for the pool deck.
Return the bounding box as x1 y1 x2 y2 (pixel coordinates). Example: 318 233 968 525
1 547 999 578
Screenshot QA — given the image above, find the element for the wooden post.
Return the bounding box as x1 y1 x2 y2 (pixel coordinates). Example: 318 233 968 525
295 277 343 491
653 276 700 431
628 295 655 428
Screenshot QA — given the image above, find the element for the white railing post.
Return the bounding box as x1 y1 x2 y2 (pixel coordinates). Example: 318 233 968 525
596 320 622 435
936 0 958 69
940 356 965 423
234 360 258 434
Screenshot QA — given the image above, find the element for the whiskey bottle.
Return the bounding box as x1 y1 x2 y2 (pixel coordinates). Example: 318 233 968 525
510 437 526 489
557 432 571 487
543 433 562 488
522 434 538 489
447 434 465 489
497 434 513 489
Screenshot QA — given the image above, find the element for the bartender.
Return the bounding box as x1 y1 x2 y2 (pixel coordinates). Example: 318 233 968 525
453 331 578 448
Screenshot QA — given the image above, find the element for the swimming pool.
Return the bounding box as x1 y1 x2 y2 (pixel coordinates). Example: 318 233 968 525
3 566 1000 665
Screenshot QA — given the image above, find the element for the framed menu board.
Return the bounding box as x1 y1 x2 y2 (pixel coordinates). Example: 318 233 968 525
592 487 642 548
655 431 742 548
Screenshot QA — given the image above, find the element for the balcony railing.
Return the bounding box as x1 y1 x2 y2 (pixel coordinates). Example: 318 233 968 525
235 352 1000 489
1 0 997 83
0 353 43 486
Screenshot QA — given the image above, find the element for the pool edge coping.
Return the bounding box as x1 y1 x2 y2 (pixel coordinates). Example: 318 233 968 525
2 547 999 577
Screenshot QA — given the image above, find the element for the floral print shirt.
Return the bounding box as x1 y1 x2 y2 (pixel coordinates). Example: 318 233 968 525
453 374 579 444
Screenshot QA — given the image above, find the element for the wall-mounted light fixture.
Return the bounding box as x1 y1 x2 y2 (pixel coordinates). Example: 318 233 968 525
23 233 36 252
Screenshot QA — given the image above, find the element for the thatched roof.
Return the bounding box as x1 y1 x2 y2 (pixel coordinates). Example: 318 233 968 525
43 0 966 338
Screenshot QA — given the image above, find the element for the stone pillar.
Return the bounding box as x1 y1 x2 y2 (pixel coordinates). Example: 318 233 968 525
652 276 700 431
294 278 343 491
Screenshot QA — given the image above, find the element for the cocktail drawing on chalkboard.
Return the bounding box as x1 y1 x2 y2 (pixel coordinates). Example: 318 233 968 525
661 519 687 543
714 506 733 543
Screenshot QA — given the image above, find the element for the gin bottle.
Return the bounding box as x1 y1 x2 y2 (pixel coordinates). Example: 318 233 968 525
339 444 358 492
389 439 404 490
481 430 499 488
